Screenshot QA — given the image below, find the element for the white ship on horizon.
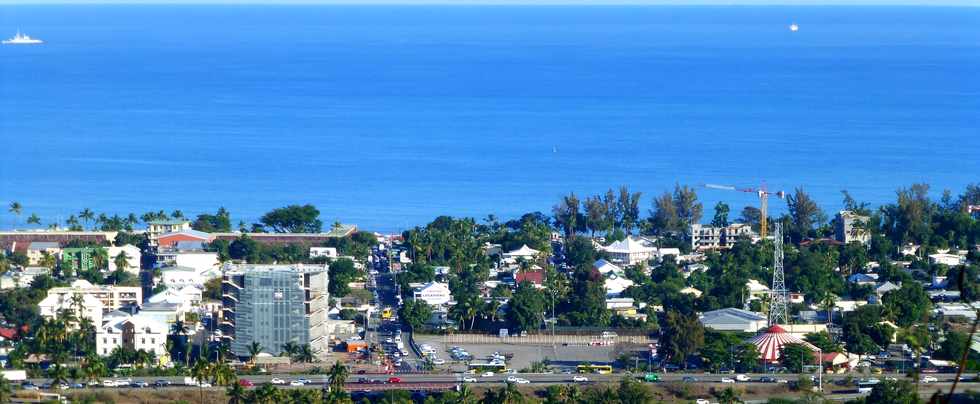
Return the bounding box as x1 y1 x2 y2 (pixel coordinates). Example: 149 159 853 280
2 30 44 45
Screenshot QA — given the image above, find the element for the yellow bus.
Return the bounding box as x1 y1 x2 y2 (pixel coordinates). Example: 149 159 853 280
577 364 613 374
381 307 394 320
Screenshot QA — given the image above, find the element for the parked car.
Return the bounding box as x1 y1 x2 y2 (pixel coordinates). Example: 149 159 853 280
696 400 711 404
482 372 494 378
154 380 172 387
239 379 254 387
922 376 939 383
759 376 777 383
506 376 519 383
131 380 150 388
721 378 735 383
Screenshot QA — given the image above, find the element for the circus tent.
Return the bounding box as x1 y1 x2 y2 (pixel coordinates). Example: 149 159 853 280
747 325 819 362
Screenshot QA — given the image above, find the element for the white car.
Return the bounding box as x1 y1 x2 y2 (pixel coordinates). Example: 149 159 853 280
506 376 520 383
385 338 393 344
572 375 589 383
514 378 530 384
289 380 305 386
102 380 117 387
462 376 478 383
922 376 939 383
199 382 212 388
482 372 495 378
431 358 446 365
696 400 711 404
270 378 286 385
735 374 750 382
720 378 735 383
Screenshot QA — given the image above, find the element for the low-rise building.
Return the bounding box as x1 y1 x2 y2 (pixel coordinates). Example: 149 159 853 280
309 247 338 260
700 308 768 333
929 253 965 267
60 247 100 274
26 242 61 266
0 267 50 289
107 245 142 274
38 292 104 328
44 279 142 311
96 313 168 358
147 286 203 312
413 282 453 306
146 220 192 247
160 266 205 289
601 237 656 266
690 223 755 251
835 211 871 245
156 229 211 250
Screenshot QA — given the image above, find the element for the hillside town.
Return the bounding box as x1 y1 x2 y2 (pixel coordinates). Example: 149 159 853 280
0 183 979 403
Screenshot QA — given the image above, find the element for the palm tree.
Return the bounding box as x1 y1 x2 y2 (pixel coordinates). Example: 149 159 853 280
48 362 70 386
255 383 280 404
82 355 107 382
27 213 41 225
328 361 349 393
65 214 81 231
455 384 476 404
293 344 315 363
91 247 109 272
7 202 22 226
280 341 299 357
0 374 11 403
113 251 130 273
820 294 837 325
79 208 95 229
212 363 237 386
247 341 263 366
227 381 247 404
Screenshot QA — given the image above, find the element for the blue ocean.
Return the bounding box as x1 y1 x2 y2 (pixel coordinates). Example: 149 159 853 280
0 5 977 232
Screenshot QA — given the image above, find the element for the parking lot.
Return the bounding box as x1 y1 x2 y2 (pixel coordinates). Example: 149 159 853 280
413 334 623 371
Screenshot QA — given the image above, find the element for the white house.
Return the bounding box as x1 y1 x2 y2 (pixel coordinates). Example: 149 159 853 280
603 274 635 298
96 313 168 359
107 244 141 274
44 279 141 311
929 253 964 267
174 251 220 277
601 237 656 266
679 286 703 298
700 308 768 333
309 247 338 260
0 267 50 289
746 279 771 300
413 282 453 306
160 266 204 289
38 292 104 329
502 245 540 261
594 259 623 276
147 286 203 312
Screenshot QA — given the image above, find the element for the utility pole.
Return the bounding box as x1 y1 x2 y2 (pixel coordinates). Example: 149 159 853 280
768 223 789 327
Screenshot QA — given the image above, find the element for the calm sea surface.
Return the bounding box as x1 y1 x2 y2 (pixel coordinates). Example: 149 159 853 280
0 5 978 232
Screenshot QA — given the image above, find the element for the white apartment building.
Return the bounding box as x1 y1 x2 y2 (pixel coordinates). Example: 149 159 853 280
44 279 142 311
160 266 205 289
38 292 104 328
96 313 168 358
835 211 871 245
690 223 756 251
146 220 192 246
107 244 142 274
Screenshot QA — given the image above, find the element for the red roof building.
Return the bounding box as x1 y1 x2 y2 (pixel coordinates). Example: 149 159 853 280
515 270 544 285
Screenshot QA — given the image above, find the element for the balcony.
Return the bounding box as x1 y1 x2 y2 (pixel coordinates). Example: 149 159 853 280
222 279 242 290
222 293 238 302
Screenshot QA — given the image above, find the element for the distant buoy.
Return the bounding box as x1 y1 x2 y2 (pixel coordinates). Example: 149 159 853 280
789 23 799 32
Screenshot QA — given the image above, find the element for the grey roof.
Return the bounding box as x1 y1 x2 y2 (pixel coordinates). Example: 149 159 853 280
175 241 206 251
140 301 182 311
28 242 60 250
700 308 766 324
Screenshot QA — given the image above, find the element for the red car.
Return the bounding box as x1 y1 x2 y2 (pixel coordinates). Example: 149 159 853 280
387 377 401 384
239 379 254 387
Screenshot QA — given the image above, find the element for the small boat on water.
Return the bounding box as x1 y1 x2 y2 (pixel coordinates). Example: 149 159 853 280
789 23 799 32
2 30 44 45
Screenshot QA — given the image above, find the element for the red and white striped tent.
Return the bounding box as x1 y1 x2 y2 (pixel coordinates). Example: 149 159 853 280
747 325 819 362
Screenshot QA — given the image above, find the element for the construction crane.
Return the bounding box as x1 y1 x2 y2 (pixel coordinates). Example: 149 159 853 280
704 183 786 239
